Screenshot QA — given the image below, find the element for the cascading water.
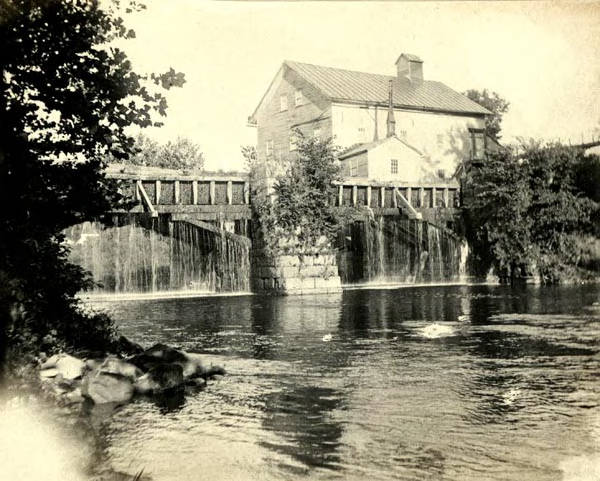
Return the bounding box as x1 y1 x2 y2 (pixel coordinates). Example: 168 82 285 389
65 214 250 295
337 215 465 285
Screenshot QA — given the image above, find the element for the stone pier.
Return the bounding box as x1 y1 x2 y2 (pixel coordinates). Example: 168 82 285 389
251 251 342 295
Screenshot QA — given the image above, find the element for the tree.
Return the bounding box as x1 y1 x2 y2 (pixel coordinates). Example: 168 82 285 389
463 147 533 279
115 133 205 171
464 89 510 142
525 143 597 280
0 0 185 357
462 141 596 283
250 133 342 255
574 153 600 203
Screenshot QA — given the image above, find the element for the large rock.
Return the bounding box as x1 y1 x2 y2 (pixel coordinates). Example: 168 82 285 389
134 363 184 394
40 367 59 379
130 343 226 382
180 353 205 379
40 353 85 380
99 357 143 382
64 387 85 404
40 354 61 370
129 344 200 378
114 335 144 356
129 343 188 371
55 354 86 380
81 371 134 405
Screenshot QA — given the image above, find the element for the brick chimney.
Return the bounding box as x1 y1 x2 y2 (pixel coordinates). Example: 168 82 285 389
396 53 423 83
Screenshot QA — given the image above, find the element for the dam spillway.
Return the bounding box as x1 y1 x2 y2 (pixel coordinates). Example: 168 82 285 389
65 215 250 295
336 216 466 285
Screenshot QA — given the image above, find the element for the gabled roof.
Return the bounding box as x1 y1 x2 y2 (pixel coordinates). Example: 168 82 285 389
396 53 423 64
338 135 423 160
284 60 491 116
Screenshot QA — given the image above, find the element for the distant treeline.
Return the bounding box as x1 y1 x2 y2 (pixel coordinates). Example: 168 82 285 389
110 134 205 172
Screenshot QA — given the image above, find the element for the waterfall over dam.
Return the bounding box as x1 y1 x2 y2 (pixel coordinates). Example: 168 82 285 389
66 214 466 296
65 214 250 295
337 216 467 285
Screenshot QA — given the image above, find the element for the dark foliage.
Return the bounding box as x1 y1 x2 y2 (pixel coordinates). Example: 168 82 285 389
574 153 600 203
464 89 510 141
0 0 184 358
247 133 344 255
463 141 598 283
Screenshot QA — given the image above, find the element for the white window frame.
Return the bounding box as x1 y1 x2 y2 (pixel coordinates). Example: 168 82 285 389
470 128 485 160
266 140 274 157
280 94 288 112
294 89 303 107
314 127 322 139
289 133 297 151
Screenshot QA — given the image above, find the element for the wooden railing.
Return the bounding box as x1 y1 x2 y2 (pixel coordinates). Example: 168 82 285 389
107 165 251 207
332 179 460 210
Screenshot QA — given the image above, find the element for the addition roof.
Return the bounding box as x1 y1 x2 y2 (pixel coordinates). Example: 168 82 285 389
338 135 423 160
283 60 491 116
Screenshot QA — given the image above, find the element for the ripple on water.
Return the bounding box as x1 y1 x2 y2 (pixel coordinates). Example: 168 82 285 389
99 284 600 481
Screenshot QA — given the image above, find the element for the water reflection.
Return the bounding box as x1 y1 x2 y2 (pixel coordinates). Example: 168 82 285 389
100 284 600 481
260 386 344 470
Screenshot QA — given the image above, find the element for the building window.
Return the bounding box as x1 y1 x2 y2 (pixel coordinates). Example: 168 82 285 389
314 127 321 139
437 169 446 179
350 160 357 177
266 140 274 157
398 130 407 140
294 89 303 107
390 159 398 174
358 126 367 142
289 133 297 151
280 94 288 112
470 128 485 160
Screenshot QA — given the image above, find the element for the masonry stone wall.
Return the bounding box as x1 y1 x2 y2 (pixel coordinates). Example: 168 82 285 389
251 251 342 295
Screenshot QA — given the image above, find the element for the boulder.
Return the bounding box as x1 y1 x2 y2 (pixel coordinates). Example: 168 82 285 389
55 354 86 380
81 372 134 405
99 357 143 382
180 353 205 379
40 367 59 379
85 359 103 371
64 388 85 404
40 353 86 380
133 363 184 394
114 335 144 356
40 354 61 370
129 343 188 372
129 344 226 382
185 377 207 389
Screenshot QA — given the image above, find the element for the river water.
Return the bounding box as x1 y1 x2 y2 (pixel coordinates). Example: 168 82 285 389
94 284 600 481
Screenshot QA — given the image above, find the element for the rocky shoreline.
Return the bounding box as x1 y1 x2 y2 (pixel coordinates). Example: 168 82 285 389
2 339 226 480
39 341 225 407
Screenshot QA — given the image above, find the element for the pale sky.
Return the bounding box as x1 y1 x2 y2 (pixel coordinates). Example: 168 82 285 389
118 1 600 170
